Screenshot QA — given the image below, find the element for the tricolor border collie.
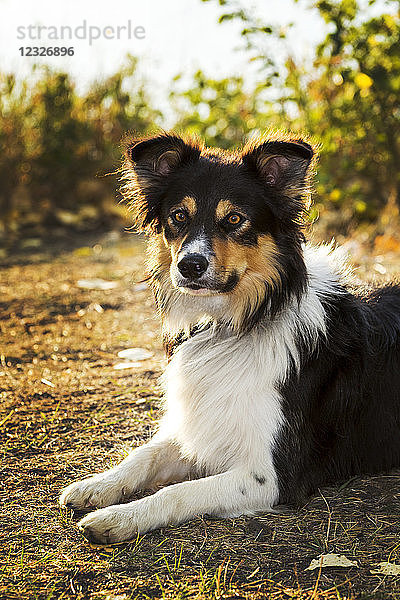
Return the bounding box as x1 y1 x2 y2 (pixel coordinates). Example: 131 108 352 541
60 131 400 545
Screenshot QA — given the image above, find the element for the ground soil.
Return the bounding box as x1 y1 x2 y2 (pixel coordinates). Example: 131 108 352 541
1 231 400 600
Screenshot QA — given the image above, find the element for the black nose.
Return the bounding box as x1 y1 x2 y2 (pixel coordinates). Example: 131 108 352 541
178 253 209 279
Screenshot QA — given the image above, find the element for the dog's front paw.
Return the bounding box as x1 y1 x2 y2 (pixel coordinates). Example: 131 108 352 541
78 504 142 544
60 473 126 511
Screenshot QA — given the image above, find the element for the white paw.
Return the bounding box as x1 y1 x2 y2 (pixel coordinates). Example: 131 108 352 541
60 473 127 510
78 503 144 544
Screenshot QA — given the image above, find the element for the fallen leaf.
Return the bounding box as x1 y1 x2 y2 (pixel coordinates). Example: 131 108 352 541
77 279 118 290
117 348 153 361
113 362 144 370
40 378 55 388
370 562 400 576
92 303 104 313
305 553 358 571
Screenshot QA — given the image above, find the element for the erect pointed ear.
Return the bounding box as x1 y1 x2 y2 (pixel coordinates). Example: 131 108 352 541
242 138 314 198
120 133 201 233
126 133 201 176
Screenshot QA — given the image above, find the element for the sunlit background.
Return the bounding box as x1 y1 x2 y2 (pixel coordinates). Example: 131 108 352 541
0 0 399 256
2 4 400 596
1 0 327 93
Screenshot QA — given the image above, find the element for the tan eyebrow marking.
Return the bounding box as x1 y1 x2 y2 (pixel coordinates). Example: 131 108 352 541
215 200 251 233
177 195 197 218
216 200 237 221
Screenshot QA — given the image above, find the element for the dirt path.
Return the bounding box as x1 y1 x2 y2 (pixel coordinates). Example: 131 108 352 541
1 232 400 599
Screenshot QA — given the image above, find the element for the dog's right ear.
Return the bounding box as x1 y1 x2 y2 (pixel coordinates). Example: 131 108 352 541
126 134 201 176
121 134 201 233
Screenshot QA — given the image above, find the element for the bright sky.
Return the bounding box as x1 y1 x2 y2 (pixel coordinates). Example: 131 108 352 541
0 0 326 89
0 0 391 113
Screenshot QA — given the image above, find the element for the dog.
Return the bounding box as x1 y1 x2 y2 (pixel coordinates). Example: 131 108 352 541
60 131 400 545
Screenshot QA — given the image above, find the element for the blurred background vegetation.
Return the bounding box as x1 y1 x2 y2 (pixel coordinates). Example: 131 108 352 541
0 0 399 252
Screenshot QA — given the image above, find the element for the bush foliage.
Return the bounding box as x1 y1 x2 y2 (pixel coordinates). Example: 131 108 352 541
0 57 160 239
0 0 399 241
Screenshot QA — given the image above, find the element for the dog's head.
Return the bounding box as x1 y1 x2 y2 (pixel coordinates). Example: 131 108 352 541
120 132 315 332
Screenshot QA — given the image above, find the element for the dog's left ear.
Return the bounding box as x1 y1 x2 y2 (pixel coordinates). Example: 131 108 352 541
242 138 314 198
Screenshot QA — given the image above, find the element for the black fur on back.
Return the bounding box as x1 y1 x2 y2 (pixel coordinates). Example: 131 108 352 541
275 282 400 505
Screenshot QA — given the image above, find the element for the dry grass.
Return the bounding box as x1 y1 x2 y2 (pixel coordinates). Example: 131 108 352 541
1 231 400 600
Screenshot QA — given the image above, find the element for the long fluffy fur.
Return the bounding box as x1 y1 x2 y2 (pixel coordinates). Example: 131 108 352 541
60 132 400 544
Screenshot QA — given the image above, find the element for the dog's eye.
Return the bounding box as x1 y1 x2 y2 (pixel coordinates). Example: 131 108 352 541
171 210 187 224
226 213 243 227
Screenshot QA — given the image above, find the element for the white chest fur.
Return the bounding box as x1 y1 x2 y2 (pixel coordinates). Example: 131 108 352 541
159 324 293 480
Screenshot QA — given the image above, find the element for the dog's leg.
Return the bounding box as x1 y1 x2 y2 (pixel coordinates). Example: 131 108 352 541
77 467 278 544
59 437 192 510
